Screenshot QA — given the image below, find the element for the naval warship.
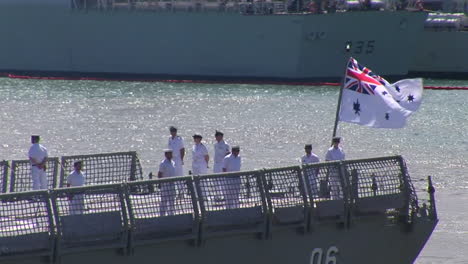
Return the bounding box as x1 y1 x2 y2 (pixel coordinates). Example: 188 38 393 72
0 0 427 82
409 0 468 78
0 152 437 264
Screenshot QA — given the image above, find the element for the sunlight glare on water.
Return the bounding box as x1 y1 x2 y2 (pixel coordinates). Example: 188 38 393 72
0 77 467 263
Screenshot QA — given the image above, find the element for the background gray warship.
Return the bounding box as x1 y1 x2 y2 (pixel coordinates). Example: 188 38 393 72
409 0 468 78
0 0 427 81
0 153 437 264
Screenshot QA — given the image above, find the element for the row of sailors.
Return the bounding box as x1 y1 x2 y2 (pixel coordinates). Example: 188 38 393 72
28 131 345 215
160 126 345 215
165 126 241 178
165 126 344 178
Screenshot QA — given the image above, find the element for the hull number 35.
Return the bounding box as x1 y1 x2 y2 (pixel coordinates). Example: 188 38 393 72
310 246 339 264
346 40 376 54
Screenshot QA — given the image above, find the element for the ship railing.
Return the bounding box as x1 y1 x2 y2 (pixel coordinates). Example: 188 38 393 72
343 156 410 216
194 170 268 241
411 173 439 222
9 158 60 193
426 176 437 221
58 151 144 188
144 0 207 12
399 157 420 222
2 151 143 194
0 156 418 259
0 190 55 260
0 161 8 194
50 183 129 257
125 176 200 247
302 155 415 227
302 161 348 224
262 166 308 232
272 1 286 13
70 0 294 15
70 0 409 13
341 0 385 11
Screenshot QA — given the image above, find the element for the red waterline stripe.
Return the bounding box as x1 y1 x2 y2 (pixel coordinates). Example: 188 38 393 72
4 73 468 90
5 73 342 86
423 86 468 90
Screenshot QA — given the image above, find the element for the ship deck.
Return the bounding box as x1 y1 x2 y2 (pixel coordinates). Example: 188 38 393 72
0 154 438 264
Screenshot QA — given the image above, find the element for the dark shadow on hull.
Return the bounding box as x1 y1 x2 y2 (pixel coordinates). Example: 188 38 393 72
0 70 408 85
408 71 468 80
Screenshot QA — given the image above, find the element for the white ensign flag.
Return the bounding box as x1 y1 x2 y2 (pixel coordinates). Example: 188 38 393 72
338 58 423 128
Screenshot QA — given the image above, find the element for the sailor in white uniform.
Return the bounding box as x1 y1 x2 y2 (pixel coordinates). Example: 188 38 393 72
192 134 209 175
213 130 230 173
302 144 320 164
301 144 320 197
168 126 185 176
158 149 177 216
28 135 48 190
223 146 242 209
168 126 185 197
192 134 209 197
67 161 86 215
213 130 230 201
325 137 345 162
325 137 345 199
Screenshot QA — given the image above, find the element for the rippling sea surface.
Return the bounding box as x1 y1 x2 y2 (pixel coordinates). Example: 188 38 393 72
0 78 466 263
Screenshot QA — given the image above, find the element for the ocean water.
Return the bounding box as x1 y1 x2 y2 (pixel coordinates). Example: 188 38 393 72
0 77 466 263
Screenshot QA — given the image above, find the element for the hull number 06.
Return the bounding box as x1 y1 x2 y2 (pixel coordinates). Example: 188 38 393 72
310 246 339 264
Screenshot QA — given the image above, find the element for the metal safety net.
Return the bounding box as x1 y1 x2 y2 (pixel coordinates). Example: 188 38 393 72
343 156 410 214
263 166 307 209
262 166 308 225
195 171 265 212
126 177 198 241
52 184 125 216
58 151 143 187
50 184 127 248
195 171 267 234
0 161 8 193
9 158 59 192
127 177 196 218
0 191 53 255
343 156 405 198
399 157 420 214
302 161 345 202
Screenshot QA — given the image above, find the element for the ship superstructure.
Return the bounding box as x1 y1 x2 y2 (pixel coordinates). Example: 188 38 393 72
409 0 468 78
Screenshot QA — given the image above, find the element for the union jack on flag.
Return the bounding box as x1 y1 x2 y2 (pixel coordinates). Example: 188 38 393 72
344 58 385 95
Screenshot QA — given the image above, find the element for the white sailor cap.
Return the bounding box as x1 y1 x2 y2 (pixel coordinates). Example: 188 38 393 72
163 149 173 153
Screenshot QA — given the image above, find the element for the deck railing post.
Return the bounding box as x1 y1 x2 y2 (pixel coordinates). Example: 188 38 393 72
427 176 437 221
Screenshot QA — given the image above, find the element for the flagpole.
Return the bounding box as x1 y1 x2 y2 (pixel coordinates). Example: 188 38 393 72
332 51 352 138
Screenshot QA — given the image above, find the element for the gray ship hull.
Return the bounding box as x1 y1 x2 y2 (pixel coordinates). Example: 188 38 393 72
410 30 468 78
0 217 436 264
0 2 426 81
